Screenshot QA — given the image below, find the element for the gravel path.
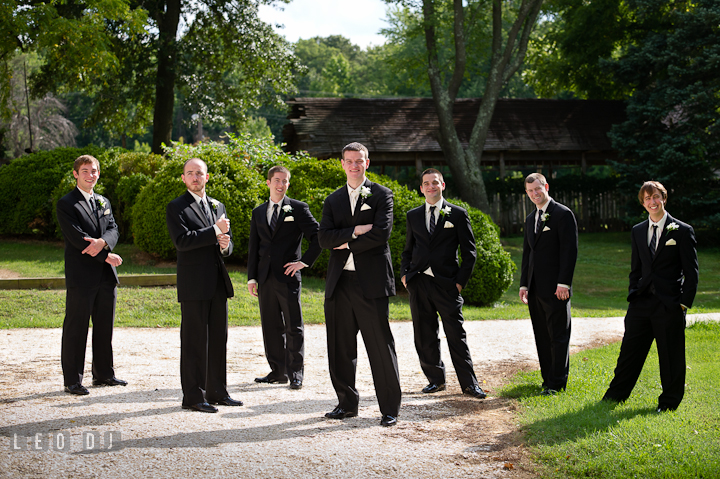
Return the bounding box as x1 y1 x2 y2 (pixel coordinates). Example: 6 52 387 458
1 314 716 478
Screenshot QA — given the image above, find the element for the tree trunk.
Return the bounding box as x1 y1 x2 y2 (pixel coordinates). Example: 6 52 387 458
151 0 181 155
421 0 542 214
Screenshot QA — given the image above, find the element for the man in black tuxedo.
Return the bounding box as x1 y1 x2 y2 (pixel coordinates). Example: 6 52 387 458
56 155 126 395
247 165 322 390
318 142 402 427
166 158 242 413
603 181 698 412
519 173 578 395
400 168 486 399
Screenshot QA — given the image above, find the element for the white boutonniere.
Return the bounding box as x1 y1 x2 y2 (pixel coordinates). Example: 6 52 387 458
440 205 452 216
360 186 372 199
541 212 550 222
210 199 220 211
96 197 106 210
282 205 293 214
666 222 679 235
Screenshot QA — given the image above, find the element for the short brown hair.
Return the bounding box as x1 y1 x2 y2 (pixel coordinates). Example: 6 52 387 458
524 173 547 186
267 165 291 181
638 181 668 205
73 155 99 173
183 158 207 173
341 142 369 160
421 168 444 182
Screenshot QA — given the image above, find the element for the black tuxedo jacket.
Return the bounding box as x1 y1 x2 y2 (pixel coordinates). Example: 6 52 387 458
520 198 578 297
318 179 395 300
247 196 321 284
56 187 119 288
166 191 234 302
627 214 698 309
400 200 476 290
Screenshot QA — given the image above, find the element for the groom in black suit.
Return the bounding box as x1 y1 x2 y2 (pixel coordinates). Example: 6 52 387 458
318 142 402 427
166 158 242 413
400 168 486 399
56 155 126 395
247 165 321 389
603 181 698 412
520 173 578 395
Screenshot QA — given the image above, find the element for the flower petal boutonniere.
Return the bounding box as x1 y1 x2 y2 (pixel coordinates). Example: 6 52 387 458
210 199 220 211
541 212 550 222
96 197 106 210
282 205 293 214
360 186 372 199
440 205 452 217
666 222 679 235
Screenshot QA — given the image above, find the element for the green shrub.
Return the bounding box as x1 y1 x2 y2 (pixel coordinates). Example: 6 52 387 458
132 143 265 260
1 146 104 236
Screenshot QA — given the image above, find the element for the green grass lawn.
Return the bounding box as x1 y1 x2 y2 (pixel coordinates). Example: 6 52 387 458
1 233 719 328
502 321 720 478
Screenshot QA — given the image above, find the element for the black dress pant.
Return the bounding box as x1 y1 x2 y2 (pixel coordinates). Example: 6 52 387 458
61 268 117 386
603 292 686 409
258 274 304 381
528 289 571 391
325 271 402 417
180 275 229 406
407 273 478 389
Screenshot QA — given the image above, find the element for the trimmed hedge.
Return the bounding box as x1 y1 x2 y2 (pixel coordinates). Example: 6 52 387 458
1 146 104 236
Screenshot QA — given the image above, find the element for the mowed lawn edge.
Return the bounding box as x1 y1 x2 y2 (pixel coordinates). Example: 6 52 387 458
501 321 720 478
1 233 719 328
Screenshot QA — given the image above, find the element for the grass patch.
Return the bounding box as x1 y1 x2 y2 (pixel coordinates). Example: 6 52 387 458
502 321 720 478
1 233 719 328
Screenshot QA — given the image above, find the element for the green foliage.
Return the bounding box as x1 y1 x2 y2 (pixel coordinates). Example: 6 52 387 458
607 0 720 236
132 140 266 260
0 146 104 236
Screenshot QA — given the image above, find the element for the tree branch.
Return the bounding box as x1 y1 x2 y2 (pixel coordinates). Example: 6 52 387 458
448 0 466 101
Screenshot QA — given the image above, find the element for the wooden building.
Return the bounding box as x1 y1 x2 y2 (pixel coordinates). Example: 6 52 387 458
283 97 627 175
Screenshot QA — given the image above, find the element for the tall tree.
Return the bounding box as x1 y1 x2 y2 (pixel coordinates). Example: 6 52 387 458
608 0 720 228
387 0 543 212
9 0 300 154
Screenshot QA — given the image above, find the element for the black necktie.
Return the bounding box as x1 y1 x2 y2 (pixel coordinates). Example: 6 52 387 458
200 200 211 224
270 204 279 231
650 224 658 258
428 206 436 235
536 209 544 234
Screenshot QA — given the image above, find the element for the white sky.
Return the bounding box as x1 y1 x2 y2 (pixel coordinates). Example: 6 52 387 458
258 0 390 49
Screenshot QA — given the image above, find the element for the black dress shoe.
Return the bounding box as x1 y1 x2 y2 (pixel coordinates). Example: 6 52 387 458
463 384 487 399
380 415 397 427
325 406 358 419
289 379 303 390
421 383 446 394
64 383 89 396
92 377 128 387
254 374 288 384
182 402 218 413
540 388 559 396
208 396 243 406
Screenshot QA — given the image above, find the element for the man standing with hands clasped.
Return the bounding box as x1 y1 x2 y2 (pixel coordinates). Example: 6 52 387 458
400 168 486 399
603 181 698 412
166 158 242 413
519 173 578 396
318 142 402 427
56 155 126 395
247 166 321 390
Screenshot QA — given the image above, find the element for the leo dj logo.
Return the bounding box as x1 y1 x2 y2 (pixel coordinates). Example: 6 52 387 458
10 431 121 453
